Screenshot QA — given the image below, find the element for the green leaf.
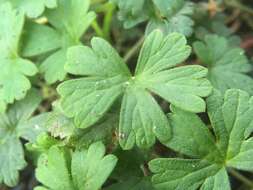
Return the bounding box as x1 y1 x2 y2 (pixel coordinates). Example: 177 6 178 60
149 159 220 190
114 0 194 36
72 114 118 149
193 35 253 94
147 0 194 36
111 148 147 180
166 106 222 161
201 168 230 190
193 9 240 46
36 141 117 190
38 0 96 84
119 87 171 149
25 133 62 164
0 135 26 187
149 89 253 190
0 89 44 187
58 30 211 149
113 0 150 28
58 75 128 128
0 3 38 111
105 177 154 190
135 31 211 112
22 22 61 57
2 0 57 18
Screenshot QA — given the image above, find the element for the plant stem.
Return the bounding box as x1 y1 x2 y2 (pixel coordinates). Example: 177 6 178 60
91 20 104 38
228 168 253 189
103 2 115 41
123 36 145 63
225 0 253 15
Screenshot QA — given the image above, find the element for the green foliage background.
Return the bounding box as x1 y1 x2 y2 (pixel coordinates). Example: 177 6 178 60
1 0 253 189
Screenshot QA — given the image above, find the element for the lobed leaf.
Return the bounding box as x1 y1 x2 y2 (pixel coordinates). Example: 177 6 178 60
0 89 45 187
149 89 253 190
37 0 96 84
193 35 253 94
36 141 117 190
58 30 211 149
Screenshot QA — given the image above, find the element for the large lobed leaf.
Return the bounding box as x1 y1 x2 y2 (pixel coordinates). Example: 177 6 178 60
58 30 212 149
149 89 253 190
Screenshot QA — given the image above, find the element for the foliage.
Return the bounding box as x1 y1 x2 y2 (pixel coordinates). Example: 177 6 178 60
58 30 211 149
1 0 253 189
149 89 253 189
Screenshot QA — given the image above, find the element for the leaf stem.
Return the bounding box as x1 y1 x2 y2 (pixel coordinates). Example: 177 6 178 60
103 2 115 41
228 168 253 188
91 20 104 38
123 36 145 63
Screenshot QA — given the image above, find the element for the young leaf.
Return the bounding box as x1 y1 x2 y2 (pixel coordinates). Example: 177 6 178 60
149 89 253 190
1 0 57 18
0 89 45 187
39 0 96 84
35 141 118 190
0 3 38 111
58 30 211 149
193 35 253 94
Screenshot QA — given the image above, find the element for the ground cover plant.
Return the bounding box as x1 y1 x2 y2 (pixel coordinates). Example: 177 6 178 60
1 0 253 189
